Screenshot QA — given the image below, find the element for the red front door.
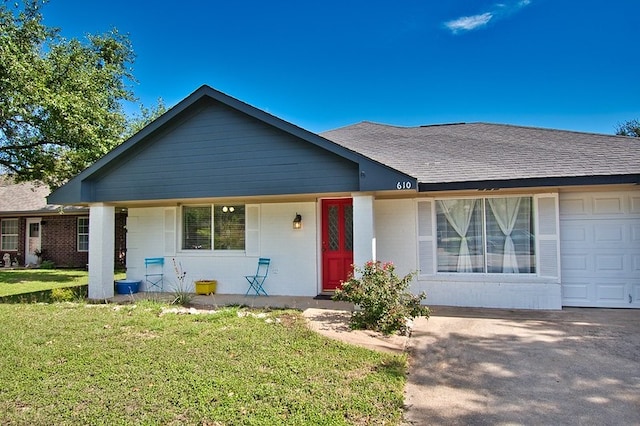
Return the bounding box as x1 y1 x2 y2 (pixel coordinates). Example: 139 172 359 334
322 198 354 291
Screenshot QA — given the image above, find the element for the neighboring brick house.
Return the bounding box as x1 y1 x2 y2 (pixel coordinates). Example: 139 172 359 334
0 177 126 268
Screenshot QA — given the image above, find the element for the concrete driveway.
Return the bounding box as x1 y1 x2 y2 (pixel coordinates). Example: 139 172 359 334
404 307 640 425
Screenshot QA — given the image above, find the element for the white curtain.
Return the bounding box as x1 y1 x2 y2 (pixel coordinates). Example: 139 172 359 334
438 199 477 272
488 198 522 273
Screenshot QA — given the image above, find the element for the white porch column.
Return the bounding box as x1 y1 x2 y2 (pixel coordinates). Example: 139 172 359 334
352 194 376 268
88 204 115 299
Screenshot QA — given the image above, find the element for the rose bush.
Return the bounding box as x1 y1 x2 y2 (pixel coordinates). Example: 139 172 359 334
333 260 430 335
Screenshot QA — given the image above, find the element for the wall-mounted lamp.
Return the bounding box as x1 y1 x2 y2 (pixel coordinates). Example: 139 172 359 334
293 213 302 230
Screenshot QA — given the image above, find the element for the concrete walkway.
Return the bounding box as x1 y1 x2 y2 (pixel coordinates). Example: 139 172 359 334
404 306 640 425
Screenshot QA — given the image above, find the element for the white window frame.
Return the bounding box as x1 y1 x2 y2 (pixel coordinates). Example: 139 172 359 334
434 194 536 275
1 218 19 252
77 216 90 252
179 204 247 253
181 205 213 251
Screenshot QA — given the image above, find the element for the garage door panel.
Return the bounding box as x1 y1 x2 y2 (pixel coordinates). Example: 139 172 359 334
560 225 587 243
562 282 589 301
595 255 625 272
560 190 640 308
597 283 627 302
634 283 640 305
561 254 589 272
593 196 624 214
594 225 624 243
560 198 588 215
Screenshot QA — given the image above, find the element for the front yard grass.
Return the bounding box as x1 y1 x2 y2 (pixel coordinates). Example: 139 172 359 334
0 269 89 297
0 302 406 425
0 269 126 298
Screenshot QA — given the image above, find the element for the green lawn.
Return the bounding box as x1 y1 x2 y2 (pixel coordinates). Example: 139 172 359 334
0 302 406 425
0 269 126 297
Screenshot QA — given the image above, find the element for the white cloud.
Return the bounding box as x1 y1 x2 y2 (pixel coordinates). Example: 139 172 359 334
445 13 493 33
444 1 532 34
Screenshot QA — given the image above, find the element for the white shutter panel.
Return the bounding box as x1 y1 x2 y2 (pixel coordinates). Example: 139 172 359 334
245 204 260 257
164 207 176 256
417 199 435 276
535 194 560 280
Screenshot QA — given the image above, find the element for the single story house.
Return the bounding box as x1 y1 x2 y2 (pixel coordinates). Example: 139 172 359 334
0 177 127 268
48 85 640 309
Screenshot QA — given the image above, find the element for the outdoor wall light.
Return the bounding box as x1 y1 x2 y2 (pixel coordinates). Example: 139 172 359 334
222 206 235 213
293 213 302 230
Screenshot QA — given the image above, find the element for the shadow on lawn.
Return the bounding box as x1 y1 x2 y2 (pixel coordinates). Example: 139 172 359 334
0 270 85 284
0 285 88 303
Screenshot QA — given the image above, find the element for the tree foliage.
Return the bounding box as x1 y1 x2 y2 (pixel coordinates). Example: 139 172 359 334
0 0 136 188
615 119 640 138
125 98 168 138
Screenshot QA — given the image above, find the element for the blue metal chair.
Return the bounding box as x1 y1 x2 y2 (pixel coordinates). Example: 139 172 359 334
245 258 270 296
145 257 164 291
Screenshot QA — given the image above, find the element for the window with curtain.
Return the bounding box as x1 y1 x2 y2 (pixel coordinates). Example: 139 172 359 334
1 218 18 251
436 197 535 273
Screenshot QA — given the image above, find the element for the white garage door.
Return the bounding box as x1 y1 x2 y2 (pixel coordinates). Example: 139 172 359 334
559 190 640 308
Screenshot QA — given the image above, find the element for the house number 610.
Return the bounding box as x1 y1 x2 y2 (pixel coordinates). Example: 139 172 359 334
396 181 412 190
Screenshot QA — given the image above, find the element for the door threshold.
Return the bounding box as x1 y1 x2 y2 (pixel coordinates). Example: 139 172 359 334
313 293 335 301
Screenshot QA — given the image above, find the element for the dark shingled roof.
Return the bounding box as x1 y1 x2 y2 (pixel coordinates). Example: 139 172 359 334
321 122 640 188
0 177 86 215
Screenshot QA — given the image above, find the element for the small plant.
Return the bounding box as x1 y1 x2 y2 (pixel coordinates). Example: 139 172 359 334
39 260 55 269
171 258 193 306
50 287 75 302
333 260 430 335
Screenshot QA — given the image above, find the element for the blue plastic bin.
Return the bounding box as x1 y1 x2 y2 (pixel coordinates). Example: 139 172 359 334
115 279 141 294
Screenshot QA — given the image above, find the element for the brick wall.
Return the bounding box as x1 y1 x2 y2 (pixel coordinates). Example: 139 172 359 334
0 211 127 268
40 215 88 268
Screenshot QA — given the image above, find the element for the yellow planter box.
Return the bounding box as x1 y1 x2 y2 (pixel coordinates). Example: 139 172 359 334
195 280 217 295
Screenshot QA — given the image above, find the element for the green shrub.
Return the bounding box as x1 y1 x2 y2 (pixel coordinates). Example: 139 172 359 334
39 260 55 269
50 287 75 302
333 260 430 335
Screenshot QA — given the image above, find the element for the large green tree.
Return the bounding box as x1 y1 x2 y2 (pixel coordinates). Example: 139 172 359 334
126 98 168 138
615 119 640 137
0 0 135 188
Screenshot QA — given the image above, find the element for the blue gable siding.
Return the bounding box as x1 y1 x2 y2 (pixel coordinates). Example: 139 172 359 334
88 98 359 202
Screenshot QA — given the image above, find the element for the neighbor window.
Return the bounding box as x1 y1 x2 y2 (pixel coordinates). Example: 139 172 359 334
436 197 535 273
1 218 19 251
182 205 245 251
77 217 89 252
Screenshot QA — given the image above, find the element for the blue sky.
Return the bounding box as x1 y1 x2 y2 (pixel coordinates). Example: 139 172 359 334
42 0 638 134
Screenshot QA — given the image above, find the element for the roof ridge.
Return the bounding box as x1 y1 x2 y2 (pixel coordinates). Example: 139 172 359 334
328 121 631 138
459 122 629 138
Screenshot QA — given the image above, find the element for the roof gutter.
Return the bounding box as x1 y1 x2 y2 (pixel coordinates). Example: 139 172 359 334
418 174 640 192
